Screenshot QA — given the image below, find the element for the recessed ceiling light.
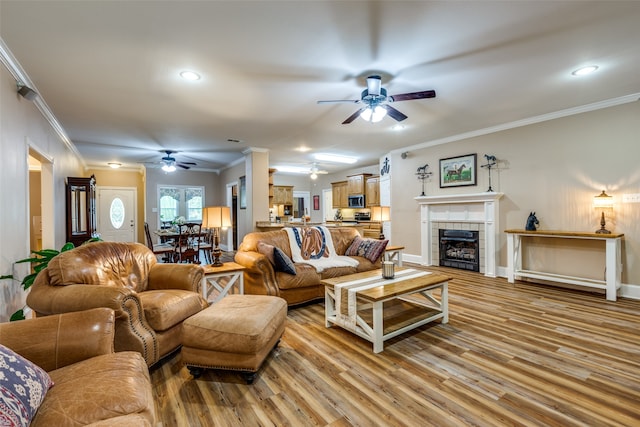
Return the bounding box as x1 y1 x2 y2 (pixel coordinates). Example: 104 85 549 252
571 65 599 76
180 70 201 81
107 162 121 169
391 124 405 131
314 153 358 164
296 146 311 152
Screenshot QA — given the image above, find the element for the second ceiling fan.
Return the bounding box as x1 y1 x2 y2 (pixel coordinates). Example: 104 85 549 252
318 75 436 124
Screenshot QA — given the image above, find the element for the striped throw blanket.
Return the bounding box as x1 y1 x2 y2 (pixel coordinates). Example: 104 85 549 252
334 268 432 329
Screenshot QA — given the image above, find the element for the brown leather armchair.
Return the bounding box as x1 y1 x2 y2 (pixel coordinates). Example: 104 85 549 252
0 308 156 426
26 241 208 366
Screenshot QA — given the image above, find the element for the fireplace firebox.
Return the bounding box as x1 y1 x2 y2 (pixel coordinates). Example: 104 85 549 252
439 229 480 272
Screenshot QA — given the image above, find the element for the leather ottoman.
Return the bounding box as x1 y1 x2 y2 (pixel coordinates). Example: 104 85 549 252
181 294 287 383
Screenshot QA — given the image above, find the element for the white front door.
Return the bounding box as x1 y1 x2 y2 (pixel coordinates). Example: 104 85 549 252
97 187 137 242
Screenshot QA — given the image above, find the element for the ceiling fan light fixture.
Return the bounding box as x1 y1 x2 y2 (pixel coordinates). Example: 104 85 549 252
162 163 176 172
310 172 318 180
360 105 387 123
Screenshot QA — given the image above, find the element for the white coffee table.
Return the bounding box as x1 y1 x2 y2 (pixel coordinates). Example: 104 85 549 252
321 267 451 353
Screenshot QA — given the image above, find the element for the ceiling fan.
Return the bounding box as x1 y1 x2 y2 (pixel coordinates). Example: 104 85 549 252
308 163 328 180
157 150 196 172
317 75 436 124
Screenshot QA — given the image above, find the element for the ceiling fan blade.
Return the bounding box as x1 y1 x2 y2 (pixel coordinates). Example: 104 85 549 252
317 99 361 104
179 162 197 166
389 90 436 102
342 108 365 124
384 105 408 122
176 164 191 170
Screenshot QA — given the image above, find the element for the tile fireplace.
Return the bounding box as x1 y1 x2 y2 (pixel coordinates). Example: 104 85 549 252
415 192 503 277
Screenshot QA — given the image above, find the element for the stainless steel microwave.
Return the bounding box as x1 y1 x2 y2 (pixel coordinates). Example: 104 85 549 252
348 194 365 208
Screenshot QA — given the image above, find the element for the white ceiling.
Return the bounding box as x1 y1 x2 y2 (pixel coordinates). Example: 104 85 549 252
2 1 639 175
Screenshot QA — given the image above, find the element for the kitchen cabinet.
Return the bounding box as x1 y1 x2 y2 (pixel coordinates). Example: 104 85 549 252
347 173 372 195
331 181 348 208
366 176 380 207
272 185 293 206
268 168 276 206
66 175 97 247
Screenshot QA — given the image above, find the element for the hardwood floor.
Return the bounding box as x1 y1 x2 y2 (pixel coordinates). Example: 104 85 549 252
150 264 640 426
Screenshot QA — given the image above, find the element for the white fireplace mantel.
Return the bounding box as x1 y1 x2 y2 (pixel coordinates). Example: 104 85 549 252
415 192 504 277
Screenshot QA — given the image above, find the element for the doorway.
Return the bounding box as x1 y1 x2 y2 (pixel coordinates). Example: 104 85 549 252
27 145 54 251
97 187 137 242
293 191 310 219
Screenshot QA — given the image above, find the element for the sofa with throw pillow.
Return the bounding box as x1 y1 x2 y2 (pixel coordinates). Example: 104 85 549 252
0 308 156 426
234 226 387 305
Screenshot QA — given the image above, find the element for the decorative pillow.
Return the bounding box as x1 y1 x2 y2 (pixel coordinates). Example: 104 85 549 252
257 241 275 265
0 344 54 427
345 237 389 263
273 247 296 275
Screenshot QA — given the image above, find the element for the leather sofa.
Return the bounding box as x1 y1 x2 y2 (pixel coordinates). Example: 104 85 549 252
26 241 208 366
234 227 384 305
0 308 156 426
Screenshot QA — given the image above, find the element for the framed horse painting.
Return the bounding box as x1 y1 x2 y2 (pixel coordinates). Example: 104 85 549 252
439 153 477 188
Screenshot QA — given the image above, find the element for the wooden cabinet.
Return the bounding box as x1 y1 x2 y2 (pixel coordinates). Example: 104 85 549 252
272 185 293 206
268 168 276 206
331 181 348 208
366 176 380 207
66 175 96 247
347 173 371 195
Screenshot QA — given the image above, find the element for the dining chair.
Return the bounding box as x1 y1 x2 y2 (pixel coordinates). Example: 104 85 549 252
172 224 201 264
144 222 174 262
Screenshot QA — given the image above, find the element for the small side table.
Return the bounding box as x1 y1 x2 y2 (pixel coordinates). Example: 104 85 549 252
201 262 245 304
384 245 405 266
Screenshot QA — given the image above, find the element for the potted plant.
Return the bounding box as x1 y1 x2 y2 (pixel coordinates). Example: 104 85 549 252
1 239 99 321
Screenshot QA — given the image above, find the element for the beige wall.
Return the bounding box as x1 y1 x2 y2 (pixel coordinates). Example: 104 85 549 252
144 167 222 235
87 168 146 243
390 101 640 287
1 64 84 321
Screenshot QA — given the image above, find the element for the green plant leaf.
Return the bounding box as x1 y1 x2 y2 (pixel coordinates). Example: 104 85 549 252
1 275 14 280
10 309 25 322
61 242 75 252
21 273 37 290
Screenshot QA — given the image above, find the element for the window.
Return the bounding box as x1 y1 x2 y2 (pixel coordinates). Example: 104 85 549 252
158 186 204 223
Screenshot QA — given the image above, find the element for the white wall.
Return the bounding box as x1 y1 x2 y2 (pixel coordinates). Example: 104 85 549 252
390 101 640 288
0 60 84 321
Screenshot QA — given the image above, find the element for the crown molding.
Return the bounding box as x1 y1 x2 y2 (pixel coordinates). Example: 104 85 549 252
0 38 86 168
394 93 640 154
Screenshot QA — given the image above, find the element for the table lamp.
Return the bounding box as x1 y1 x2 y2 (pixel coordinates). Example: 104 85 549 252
201 206 232 266
593 190 613 234
370 206 390 240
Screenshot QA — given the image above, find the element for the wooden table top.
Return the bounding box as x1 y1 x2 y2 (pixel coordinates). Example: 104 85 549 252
201 262 246 275
320 267 451 302
504 229 624 238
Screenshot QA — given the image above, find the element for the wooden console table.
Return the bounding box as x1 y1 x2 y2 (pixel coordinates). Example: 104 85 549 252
505 229 623 301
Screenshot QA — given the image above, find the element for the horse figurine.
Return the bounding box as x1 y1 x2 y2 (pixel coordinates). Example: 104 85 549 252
525 212 539 231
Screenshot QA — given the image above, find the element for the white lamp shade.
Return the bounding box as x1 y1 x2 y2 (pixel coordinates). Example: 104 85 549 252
360 105 387 123
593 190 613 208
371 206 390 222
202 206 232 228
